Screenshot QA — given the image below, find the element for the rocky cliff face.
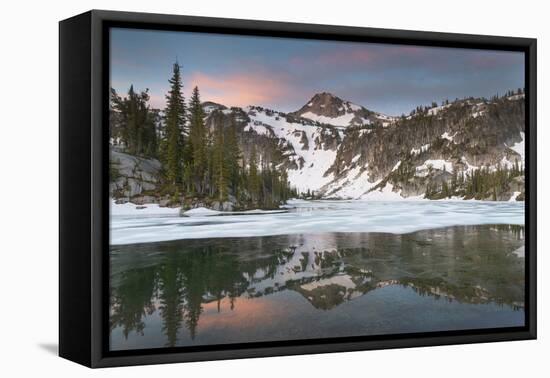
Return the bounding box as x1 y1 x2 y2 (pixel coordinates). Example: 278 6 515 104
320 95 525 200
110 149 162 199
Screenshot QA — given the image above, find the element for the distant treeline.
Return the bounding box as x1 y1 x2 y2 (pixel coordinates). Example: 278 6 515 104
430 162 525 200
392 159 524 200
110 63 296 209
404 88 525 118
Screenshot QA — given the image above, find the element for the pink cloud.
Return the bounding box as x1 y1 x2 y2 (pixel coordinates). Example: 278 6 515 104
188 70 294 108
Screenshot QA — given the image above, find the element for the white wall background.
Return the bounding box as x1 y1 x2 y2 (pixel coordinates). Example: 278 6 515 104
0 0 546 376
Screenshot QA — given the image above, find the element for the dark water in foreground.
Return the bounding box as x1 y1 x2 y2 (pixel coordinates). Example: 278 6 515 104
109 224 525 351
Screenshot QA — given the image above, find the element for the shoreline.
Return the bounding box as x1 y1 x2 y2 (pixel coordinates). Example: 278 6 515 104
110 223 526 242
111 196 525 218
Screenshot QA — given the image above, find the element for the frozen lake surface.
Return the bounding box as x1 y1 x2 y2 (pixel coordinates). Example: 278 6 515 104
110 199 525 245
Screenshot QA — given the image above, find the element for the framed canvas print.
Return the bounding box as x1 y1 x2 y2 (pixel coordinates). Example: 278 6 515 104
59 10 536 368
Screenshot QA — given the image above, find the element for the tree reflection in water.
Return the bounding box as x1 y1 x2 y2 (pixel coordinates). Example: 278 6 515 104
110 224 525 348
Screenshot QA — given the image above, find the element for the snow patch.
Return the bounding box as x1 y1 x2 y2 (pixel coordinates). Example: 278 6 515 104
391 161 402 172
349 103 362 112
441 131 456 142
300 111 356 127
324 166 381 199
507 94 525 101
183 207 221 216
376 113 395 121
512 246 525 258
472 110 486 118
411 144 430 155
416 159 454 174
301 275 356 291
500 156 516 170
509 192 521 202
427 104 451 116
461 157 478 173
110 200 180 216
183 207 288 217
509 132 525 162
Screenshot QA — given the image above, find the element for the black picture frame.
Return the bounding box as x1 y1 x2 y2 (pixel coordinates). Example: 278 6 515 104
59 9 537 368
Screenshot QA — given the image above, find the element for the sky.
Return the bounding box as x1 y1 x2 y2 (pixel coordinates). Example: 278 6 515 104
110 28 524 116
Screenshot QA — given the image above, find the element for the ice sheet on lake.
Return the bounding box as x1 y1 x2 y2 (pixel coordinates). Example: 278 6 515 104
183 207 288 217
111 200 180 216
110 199 525 245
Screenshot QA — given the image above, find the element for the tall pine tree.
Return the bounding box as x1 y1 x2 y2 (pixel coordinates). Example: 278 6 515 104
188 86 208 195
225 117 241 196
110 86 157 157
212 123 228 201
248 144 260 204
163 62 186 186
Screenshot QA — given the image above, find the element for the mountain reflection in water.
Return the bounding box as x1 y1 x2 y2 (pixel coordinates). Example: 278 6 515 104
109 224 525 351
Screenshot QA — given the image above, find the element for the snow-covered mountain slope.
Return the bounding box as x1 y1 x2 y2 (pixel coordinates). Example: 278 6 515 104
203 91 526 201
242 106 340 192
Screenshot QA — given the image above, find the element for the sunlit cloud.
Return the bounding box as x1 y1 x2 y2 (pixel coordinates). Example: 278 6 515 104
188 70 298 109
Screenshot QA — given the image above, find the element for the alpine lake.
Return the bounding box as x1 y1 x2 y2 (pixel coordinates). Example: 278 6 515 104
109 200 525 350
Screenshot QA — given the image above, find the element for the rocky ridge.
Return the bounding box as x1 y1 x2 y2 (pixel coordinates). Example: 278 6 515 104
110 91 526 203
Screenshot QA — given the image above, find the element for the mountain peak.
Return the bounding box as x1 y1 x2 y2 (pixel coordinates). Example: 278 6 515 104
288 92 380 128
294 92 354 119
311 91 342 101
308 92 345 109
